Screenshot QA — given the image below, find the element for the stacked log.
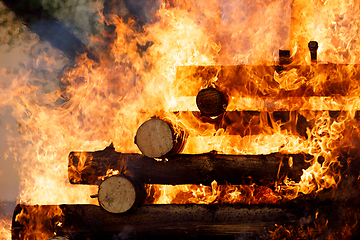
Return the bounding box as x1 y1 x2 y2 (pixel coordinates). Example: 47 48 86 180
12 201 360 239
196 88 228 117
97 175 146 213
134 119 187 158
68 144 311 186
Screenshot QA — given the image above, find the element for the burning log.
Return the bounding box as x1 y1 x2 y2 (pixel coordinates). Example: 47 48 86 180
12 202 360 239
175 64 360 99
68 144 310 186
97 175 146 213
134 118 187 158
9 203 304 239
196 88 228 117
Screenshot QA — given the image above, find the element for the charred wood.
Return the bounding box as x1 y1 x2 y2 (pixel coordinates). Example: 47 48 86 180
308 41 319 63
279 50 291 66
196 88 228 117
12 202 360 240
68 144 310 186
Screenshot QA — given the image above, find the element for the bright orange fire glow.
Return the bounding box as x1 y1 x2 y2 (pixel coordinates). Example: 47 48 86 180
1 0 360 238
0 216 11 239
147 180 280 205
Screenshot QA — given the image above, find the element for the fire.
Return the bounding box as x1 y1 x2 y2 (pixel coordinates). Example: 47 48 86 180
147 181 280 205
0 217 11 239
1 0 360 238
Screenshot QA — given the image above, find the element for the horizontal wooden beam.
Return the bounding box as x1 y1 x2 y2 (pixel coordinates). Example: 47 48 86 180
12 201 360 239
68 144 310 186
175 64 360 99
167 96 360 111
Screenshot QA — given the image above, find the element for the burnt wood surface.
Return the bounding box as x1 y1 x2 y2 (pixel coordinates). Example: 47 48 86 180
68 144 310 186
196 88 228 116
12 202 360 240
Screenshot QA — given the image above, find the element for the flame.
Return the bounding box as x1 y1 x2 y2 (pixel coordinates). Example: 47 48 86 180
146 180 280 205
1 0 360 238
98 169 120 181
14 205 63 240
0 217 11 240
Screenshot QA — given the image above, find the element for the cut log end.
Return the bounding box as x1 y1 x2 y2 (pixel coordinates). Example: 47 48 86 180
196 88 227 116
135 118 186 158
98 175 137 214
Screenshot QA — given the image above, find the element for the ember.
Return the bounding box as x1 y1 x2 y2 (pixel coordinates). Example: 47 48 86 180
1 0 360 239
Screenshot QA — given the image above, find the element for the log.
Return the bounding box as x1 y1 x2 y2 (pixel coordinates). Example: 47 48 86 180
68 144 310 186
134 118 187 158
12 202 360 239
97 175 146 213
175 64 360 98
168 97 360 111
196 88 228 117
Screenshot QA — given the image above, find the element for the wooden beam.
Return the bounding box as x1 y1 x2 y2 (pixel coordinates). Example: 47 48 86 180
68 144 310 186
174 64 360 99
12 202 360 239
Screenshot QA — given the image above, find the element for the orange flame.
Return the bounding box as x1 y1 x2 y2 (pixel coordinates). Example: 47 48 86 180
146 181 280 205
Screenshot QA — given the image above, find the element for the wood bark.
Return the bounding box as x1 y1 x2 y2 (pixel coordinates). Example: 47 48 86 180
97 175 145 213
135 119 187 158
10 204 304 238
12 202 360 239
196 88 228 116
68 144 310 186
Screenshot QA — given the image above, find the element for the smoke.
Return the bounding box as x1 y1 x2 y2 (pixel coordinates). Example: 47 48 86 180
0 107 20 202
